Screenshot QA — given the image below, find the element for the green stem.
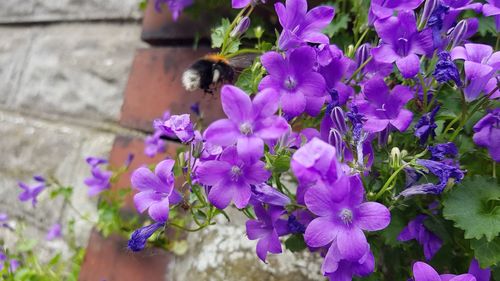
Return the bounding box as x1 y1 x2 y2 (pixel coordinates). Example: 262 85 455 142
225 48 263 59
493 161 497 179
418 73 428 111
346 56 373 84
352 29 369 54
169 222 209 232
221 6 250 55
373 163 410 200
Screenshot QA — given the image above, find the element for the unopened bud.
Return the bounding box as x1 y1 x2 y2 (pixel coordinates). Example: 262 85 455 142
328 128 344 159
355 43 371 68
419 0 439 28
448 19 468 50
231 16 251 37
331 106 347 133
390 147 402 168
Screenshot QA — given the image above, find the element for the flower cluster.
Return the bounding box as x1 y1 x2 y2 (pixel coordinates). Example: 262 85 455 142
127 0 499 280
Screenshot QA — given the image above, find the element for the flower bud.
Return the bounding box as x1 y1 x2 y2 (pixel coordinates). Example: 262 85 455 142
328 128 344 159
419 0 438 28
447 19 468 50
390 147 402 168
330 106 347 133
355 43 371 68
230 16 251 37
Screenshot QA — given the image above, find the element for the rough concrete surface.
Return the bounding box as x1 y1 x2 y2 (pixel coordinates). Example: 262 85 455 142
0 0 142 23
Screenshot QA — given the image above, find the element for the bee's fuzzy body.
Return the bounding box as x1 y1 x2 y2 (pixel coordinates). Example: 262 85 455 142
182 54 235 93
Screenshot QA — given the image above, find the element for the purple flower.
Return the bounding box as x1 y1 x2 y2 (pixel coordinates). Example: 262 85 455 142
196 146 271 209
205 85 289 163
259 46 327 118
144 131 167 158
441 0 483 31
18 176 47 207
131 159 182 222
128 222 165 252
324 243 375 280
473 109 500 162
304 171 390 265
154 0 193 21
400 159 465 196
372 11 434 78
433 52 462 86
355 43 393 79
84 160 112 197
415 106 440 145
9 260 19 273
0 213 7 222
46 223 62 241
369 0 424 22
430 142 458 161
427 4 449 49
245 204 289 262
287 214 306 234
291 138 343 193
466 258 491 281
232 0 266 9
158 114 195 143
86 157 107 167
354 77 414 133
451 43 500 101
317 45 354 106
483 0 500 31
398 215 443 260
275 0 335 50
250 183 291 206
412 261 476 281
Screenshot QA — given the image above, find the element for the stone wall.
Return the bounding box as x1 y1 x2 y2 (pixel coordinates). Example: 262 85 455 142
0 0 144 259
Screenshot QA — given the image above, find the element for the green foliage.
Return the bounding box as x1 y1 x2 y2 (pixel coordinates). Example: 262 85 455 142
285 234 307 252
324 14 350 38
235 59 266 94
471 237 500 268
211 18 241 54
443 176 500 241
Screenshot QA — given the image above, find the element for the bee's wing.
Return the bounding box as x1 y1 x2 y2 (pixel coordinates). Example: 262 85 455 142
228 54 259 70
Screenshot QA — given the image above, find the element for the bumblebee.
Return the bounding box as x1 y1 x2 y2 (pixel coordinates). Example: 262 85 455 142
182 53 255 93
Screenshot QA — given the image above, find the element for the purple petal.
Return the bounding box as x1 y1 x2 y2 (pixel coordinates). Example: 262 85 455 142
355 202 391 231
246 220 270 240
261 52 286 78
290 46 317 74
413 262 441 281
302 6 335 32
208 180 235 209
204 119 239 146
254 116 290 140
322 244 340 274
391 109 414 132
371 44 400 64
336 227 369 261
131 167 163 192
134 190 163 213
154 159 175 192
244 161 271 184
304 95 326 116
282 0 308 29
232 0 250 9
304 183 347 217
148 197 170 222
464 43 493 63
396 54 420 78
256 231 282 262
280 90 306 117
233 183 252 209
363 118 390 133
221 85 253 123
196 160 231 186
448 274 478 281
237 136 264 164
304 217 338 247
468 258 491 281
363 76 389 105
252 88 280 118
374 16 400 45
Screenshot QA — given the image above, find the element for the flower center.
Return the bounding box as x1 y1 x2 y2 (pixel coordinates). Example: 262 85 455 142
397 37 409 56
284 76 297 90
239 122 253 135
339 208 353 225
230 165 242 181
376 103 387 112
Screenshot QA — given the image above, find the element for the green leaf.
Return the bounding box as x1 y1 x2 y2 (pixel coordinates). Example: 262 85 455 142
478 17 497 37
211 18 230 49
17 239 37 252
323 14 350 38
443 176 500 241
471 237 500 268
273 154 291 173
284 234 307 252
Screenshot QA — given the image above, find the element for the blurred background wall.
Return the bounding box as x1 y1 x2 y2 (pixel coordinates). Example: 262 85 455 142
0 0 144 256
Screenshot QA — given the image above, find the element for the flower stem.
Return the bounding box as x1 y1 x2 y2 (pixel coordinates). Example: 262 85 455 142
346 56 373 84
373 163 410 201
352 28 369 54
225 48 263 59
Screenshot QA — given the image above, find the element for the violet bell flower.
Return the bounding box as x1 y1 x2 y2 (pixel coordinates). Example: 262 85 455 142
46 223 63 241
154 0 193 21
304 171 390 271
398 215 443 260
473 109 500 162
84 158 112 197
354 76 414 133
483 0 500 31
204 85 289 163
196 146 271 209
157 114 195 143
259 46 327 118
232 0 266 9
245 204 289 262
324 243 375 281
372 11 434 78
128 222 165 252
451 43 500 101
131 159 182 222
412 261 477 281
369 0 424 23
274 0 335 50
18 175 47 207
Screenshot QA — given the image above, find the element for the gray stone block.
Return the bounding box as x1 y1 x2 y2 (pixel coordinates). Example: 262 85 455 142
3 24 143 122
0 0 142 23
